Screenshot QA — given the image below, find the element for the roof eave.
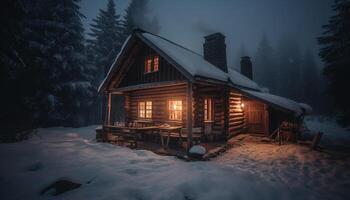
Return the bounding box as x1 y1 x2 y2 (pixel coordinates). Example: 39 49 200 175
97 35 135 93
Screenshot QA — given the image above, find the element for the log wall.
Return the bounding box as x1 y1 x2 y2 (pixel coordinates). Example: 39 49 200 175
124 83 188 126
228 89 245 137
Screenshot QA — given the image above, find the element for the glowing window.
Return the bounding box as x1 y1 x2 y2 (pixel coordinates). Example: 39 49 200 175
144 55 159 73
146 101 152 118
168 100 182 120
145 57 152 73
138 101 152 119
204 98 213 121
153 55 159 71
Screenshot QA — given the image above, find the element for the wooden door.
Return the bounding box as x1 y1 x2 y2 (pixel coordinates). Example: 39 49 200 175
245 101 268 134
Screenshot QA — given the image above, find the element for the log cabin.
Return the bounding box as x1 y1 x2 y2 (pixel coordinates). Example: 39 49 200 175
98 29 311 149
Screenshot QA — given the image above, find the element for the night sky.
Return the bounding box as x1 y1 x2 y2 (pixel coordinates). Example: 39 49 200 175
80 0 334 67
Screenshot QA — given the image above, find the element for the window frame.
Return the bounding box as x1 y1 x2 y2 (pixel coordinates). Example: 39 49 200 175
168 100 182 121
144 55 159 74
144 57 152 73
204 98 214 122
138 101 152 119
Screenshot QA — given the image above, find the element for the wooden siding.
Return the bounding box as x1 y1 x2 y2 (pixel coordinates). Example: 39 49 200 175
228 89 245 137
118 41 185 88
124 83 188 126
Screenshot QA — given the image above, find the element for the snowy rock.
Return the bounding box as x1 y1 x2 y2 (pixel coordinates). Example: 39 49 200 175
189 145 206 156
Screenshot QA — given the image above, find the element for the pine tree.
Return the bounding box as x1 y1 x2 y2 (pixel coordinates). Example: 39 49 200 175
318 0 350 127
87 0 124 123
88 0 123 77
51 0 94 126
254 34 276 92
23 0 94 126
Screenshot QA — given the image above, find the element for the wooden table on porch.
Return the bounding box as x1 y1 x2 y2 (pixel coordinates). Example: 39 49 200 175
103 124 184 149
103 125 159 146
126 126 159 139
158 126 182 149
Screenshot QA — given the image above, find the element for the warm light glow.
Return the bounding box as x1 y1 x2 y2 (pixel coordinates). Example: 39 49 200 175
153 55 159 71
145 58 152 73
241 103 245 108
204 98 213 121
138 101 152 118
145 55 159 73
169 100 182 120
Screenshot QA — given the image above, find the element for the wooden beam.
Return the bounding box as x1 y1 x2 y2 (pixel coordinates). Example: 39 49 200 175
107 93 112 125
186 80 193 152
223 86 229 136
101 94 106 125
112 81 187 93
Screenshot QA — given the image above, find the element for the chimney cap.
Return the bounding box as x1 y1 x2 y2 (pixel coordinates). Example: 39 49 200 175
132 28 146 33
241 56 251 60
204 32 225 40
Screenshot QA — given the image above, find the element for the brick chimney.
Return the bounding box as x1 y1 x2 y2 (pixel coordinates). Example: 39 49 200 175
240 56 253 80
203 33 228 73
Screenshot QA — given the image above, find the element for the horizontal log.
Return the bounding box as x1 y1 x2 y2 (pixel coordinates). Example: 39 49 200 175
229 97 241 100
230 93 242 97
229 113 244 116
230 116 244 121
229 109 243 112
229 120 244 125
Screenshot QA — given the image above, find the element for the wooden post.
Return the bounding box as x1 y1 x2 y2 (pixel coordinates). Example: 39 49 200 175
101 94 106 125
107 92 112 125
187 81 193 152
223 86 229 137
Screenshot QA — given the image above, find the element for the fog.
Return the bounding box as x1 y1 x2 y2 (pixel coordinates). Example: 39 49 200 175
80 0 334 67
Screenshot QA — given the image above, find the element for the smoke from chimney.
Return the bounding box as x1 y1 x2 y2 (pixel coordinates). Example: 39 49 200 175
240 56 253 80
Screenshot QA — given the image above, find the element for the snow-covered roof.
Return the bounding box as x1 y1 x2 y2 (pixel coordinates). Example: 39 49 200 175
228 68 260 90
242 89 311 116
98 36 131 92
141 33 229 82
98 30 262 92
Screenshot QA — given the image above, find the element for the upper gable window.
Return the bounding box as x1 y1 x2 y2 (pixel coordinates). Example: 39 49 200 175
145 55 159 73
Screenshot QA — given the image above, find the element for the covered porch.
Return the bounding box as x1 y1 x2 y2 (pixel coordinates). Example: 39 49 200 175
99 80 203 156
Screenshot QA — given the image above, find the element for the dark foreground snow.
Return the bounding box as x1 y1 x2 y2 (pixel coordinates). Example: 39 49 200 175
0 117 349 200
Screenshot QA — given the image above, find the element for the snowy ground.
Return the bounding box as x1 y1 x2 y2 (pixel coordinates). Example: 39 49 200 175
216 116 350 200
0 116 349 200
